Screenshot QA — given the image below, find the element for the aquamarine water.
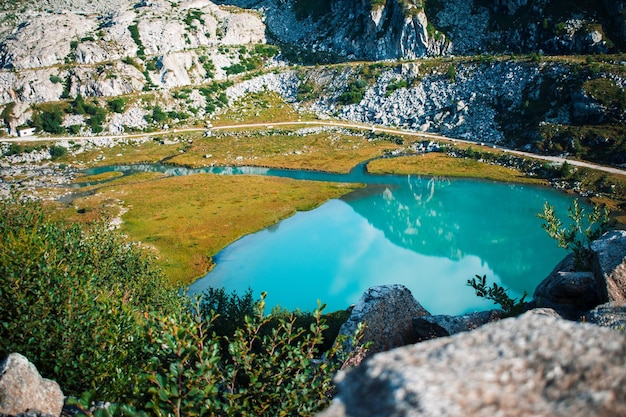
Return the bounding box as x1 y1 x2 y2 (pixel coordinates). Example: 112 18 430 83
84 163 577 315
185 173 575 315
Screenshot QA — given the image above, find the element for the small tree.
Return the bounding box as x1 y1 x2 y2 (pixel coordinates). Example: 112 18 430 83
538 199 610 270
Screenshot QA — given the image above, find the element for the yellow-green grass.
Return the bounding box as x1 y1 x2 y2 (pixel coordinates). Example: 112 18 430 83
213 91 317 126
367 153 549 184
72 171 124 183
65 173 361 285
170 129 399 172
67 137 189 167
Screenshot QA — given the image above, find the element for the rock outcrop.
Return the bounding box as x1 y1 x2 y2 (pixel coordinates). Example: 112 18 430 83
412 309 502 341
323 0 450 60
0 353 64 417
534 230 626 317
591 229 626 303
0 0 267 104
319 313 626 417
337 285 429 361
585 302 626 330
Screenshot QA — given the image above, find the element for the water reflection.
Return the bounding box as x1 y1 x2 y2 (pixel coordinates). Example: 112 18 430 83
82 163 575 314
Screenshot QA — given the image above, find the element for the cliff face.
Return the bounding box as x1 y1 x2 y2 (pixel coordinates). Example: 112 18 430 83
322 0 450 60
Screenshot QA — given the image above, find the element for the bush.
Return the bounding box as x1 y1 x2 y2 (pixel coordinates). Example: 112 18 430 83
538 200 610 270
151 105 167 123
31 108 65 134
467 274 527 317
338 78 367 105
108 97 126 114
0 196 181 398
49 145 67 159
123 295 364 417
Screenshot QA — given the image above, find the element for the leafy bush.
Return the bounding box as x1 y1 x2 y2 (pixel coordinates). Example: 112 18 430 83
125 295 363 416
31 108 64 134
128 23 145 58
223 63 247 75
0 196 181 398
538 200 610 270
49 145 67 159
68 294 364 416
108 97 126 114
150 105 168 123
467 274 527 317
338 79 367 105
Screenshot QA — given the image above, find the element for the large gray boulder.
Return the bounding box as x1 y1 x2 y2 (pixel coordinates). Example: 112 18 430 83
533 230 626 318
337 285 430 361
585 302 626 330
412 309 503 341
533 253 604 319
319 312 626 417
0 353 64 417
590 230 626 303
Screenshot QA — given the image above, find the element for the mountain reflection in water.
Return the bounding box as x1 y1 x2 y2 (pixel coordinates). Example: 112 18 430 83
82 164 576 314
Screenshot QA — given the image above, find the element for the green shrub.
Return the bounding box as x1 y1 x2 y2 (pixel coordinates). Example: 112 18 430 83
108 97 126 114
151 105 167 123
538 200 610 270
467 274 527 317
446 64 456 82
126 295 364 416
0 197 181 398
49 74 63 84
223 63 247 75
338 78 368 105
128 23 145 58
49 145 67 159
31 108 65 134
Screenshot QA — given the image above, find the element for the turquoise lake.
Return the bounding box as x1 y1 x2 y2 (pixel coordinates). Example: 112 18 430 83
84 164 576 315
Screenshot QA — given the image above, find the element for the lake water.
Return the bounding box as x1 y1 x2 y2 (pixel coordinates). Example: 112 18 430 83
84 163 576 315
172 168 576 316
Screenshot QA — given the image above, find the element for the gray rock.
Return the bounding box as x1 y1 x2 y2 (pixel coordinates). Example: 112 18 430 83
0 353 64 417
413 309 503 341
337 285 430 361
590 230 626 303
585 302 626 330
319 312 626 417
533 251 606 319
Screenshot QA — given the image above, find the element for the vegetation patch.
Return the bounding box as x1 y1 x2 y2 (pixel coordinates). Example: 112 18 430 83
67 174 361 284
367 153 548 184
170 127 400 173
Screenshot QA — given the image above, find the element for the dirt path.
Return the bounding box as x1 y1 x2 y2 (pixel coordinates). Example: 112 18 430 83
3 120 626 176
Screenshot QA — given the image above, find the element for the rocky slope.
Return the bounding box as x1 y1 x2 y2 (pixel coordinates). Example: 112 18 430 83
0 0 267 103
214 0 622 59
0 0 624 168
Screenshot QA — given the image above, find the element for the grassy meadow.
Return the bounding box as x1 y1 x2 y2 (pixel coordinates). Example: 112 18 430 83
44 110 626 286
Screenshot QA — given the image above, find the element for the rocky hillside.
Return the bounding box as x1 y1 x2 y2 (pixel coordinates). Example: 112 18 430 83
0 0 625 167
213 0 623 60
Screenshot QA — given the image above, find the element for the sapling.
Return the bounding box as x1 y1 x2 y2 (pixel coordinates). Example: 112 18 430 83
538 199 610 270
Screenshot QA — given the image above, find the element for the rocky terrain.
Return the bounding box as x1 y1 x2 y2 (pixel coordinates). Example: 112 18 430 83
0 0 623 168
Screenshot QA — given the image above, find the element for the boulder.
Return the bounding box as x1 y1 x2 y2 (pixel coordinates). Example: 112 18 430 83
533 228 626 319
584 302 626 330
318 312 626 417
412 309 503 341
0 353 64 417
337 285 430 362
590 230 626 303
532 253 604 319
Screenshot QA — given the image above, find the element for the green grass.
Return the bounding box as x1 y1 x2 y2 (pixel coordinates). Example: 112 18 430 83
367 153 548 184
64 174 361 285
